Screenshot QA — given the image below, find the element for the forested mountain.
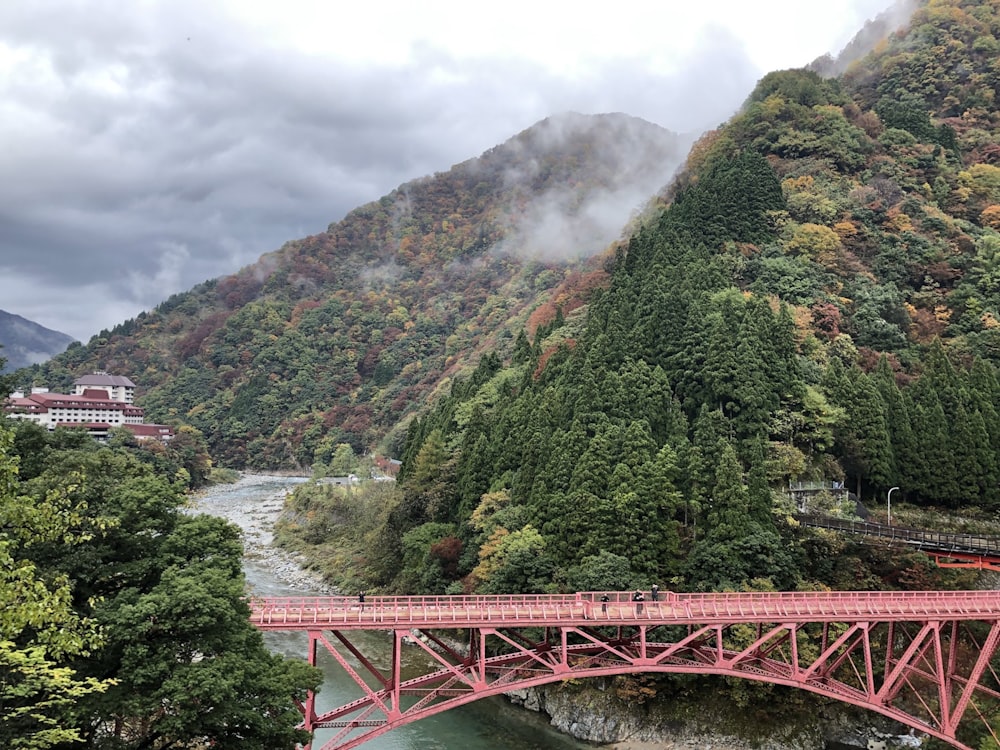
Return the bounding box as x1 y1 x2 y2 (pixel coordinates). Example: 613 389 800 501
12 1 1000 744
342 0 1000 598
273 7 1000 739
19 113 690 467
0 310 75 372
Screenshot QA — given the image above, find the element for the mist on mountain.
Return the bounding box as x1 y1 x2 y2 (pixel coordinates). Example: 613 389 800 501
0 310 75 373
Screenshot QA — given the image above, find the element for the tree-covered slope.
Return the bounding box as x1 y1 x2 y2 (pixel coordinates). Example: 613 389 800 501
358 0 1000 600
18 113 690 467
0 418 319 750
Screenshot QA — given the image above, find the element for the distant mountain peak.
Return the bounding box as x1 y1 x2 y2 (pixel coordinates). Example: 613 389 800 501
0 310 76 373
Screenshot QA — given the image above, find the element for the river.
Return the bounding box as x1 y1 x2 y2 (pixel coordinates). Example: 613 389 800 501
191 474 599 750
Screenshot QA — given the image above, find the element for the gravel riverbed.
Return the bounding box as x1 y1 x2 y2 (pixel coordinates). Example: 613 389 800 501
187 473 338 594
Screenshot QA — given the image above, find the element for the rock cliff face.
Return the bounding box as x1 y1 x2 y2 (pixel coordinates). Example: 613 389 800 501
507 682 917 750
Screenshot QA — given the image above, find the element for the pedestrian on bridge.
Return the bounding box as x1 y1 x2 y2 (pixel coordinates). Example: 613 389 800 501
601 593 609 615
651 584 659 601
359 591 366 611
632 590 644 615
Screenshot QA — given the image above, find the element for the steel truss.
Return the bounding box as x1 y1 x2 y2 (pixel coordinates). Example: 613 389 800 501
288 615 1000 750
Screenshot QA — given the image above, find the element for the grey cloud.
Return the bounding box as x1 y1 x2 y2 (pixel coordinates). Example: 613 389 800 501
0 1 826 341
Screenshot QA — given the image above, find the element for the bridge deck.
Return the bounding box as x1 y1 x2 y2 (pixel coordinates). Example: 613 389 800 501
795 513 1000 556
248 589 1000 630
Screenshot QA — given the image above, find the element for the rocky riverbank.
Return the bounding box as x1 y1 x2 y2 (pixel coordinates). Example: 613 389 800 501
508 683 901 750
188 473 338 594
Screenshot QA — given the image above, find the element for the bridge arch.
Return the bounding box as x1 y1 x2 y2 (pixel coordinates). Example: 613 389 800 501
249 592 1000 750
313 656 980 750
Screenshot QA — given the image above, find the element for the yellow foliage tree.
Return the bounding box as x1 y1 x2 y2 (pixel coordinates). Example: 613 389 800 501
784 222 842 267
980 204 1000 230
959 164 1000 203
0 428 114 749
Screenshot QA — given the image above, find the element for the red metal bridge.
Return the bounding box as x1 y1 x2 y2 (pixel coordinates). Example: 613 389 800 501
249 590 1000 750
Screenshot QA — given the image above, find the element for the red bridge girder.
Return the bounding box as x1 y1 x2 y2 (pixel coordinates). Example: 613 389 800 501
929 550 1000 572
248 591 1000 750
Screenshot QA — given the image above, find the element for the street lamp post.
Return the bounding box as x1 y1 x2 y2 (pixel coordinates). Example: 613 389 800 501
887 486 899 525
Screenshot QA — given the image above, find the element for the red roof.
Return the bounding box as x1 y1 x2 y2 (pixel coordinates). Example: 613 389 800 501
123 424 174 439
4 392 144 420
6 397 41 409
28 392 133 410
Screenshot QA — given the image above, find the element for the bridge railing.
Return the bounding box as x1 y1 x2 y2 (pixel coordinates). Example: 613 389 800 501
788 481 847 492
795 513 1000 555
246 589 1000 627
677 589 1000 618
246 593 589 626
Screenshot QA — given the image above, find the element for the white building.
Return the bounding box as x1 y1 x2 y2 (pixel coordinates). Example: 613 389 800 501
6 389 144 428
6 374 172 442
72 372 136 404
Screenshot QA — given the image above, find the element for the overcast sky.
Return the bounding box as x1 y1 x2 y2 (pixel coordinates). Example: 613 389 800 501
1 0 905 342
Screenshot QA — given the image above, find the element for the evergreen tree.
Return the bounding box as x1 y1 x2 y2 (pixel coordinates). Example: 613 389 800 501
966 359 1000 508
686 407 731 528
701 293 747 422
872 356 913 488
731 298 781 439
569 421 616 498
667 148 785 247
950 404 991 507
850 372 894 494
684 444 796 591
922 340 966 421
746 439 775 526
706 444 753 537
906 382 960 504
824 361 892 498
512 330 533 365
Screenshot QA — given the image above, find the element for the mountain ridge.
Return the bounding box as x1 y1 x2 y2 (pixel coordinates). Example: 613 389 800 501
18 112 693 467
0 310 75 374
359 0 1000 599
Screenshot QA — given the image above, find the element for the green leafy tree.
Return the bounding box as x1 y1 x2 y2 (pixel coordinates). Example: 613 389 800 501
89 535 319 750
0 425 114 750
4 428 321 750
0 350 15 396
475 525 555 594
564 550 637 592
328 442 359 476
399 522 458 593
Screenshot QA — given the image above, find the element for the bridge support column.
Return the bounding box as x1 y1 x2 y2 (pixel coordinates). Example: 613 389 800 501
302 631 319 750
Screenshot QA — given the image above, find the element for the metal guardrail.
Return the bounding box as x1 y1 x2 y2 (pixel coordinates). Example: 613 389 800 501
794 513 1000 556
247 588 1000 629
788 482 847 492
